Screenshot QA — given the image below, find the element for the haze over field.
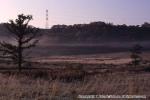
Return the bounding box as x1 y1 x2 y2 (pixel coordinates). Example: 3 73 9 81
1 21 150 56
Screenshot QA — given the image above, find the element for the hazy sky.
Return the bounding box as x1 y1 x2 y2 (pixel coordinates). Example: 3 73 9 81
0 0 150 28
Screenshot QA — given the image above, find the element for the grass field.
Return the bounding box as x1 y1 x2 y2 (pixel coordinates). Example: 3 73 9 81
0 52 150 100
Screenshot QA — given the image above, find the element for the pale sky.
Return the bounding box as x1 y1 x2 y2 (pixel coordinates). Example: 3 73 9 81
0 0 150 28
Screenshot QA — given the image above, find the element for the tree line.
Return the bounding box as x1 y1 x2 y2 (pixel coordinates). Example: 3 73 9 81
49 22 150 43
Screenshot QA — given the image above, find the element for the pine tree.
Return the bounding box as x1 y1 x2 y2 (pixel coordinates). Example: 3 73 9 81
0 14 40 72
130 44 143 67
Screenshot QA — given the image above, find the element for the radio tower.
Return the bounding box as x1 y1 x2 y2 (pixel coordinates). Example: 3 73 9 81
45 9 49 29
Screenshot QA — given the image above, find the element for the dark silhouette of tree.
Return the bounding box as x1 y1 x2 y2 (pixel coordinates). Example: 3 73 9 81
142 22 150 28
0 14 39 72
130 44 143 67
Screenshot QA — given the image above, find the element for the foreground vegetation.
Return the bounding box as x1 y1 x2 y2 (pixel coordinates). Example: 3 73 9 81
0 61 150 100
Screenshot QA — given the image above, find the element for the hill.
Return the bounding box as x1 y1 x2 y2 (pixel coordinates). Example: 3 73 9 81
1 21 150 56
48 21 150 43
1 21 150 44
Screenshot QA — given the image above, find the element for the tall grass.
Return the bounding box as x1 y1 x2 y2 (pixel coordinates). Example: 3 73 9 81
0 72 149 100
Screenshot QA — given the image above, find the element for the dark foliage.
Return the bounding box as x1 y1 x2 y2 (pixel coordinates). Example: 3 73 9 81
0 14 40 72
130 44 143 67
49 21 150 43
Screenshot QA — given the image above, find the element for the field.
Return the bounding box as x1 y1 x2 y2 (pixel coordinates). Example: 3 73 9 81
0 52 150 100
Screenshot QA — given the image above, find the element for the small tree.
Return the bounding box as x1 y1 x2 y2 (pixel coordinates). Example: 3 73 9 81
0 14 39 72
130 44 143 67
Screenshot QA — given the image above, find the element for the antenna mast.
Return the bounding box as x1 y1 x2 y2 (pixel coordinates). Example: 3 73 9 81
45 9 49 29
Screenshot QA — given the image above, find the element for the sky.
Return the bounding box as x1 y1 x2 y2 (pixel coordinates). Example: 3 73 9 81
0 0 150 28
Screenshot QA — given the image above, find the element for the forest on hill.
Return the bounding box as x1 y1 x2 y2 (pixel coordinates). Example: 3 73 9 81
48 21 150 43
0 21 150 44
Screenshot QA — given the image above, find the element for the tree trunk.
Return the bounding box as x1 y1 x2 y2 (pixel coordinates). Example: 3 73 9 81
18 39 22 72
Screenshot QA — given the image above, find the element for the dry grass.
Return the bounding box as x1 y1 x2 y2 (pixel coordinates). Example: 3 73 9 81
0 52 150 100
0 69 150 100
